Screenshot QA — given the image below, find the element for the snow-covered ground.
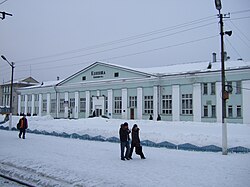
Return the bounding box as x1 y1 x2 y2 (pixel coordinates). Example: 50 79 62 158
1 115 250 148
1 130 250 187
0 115 250 186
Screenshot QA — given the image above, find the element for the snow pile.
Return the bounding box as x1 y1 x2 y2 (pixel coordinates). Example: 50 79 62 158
2 115 250 149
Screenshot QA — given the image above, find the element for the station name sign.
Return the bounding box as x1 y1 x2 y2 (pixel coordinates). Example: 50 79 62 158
91 71 106 78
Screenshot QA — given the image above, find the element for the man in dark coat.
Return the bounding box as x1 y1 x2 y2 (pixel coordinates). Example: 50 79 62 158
119 122 131 161
18 115 28 139
128 124 146 159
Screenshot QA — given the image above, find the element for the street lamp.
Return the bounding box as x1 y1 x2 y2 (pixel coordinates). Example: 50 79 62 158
214 0 232 155
1 55 15 130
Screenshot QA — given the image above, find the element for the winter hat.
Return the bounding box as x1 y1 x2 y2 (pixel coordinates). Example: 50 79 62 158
123 122 128 126
133 124 138 128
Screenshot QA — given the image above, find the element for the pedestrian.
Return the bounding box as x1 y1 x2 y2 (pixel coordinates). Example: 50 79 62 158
149 115 153 120
157 114 161 121
18 115 28 139
119 122 131 161
128 124 146 159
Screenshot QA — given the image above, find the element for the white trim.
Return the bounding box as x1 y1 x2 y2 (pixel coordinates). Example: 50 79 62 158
47 93 51 116
193 83 201 122
122 88 128 119
153 86 158 120
24 95 28 115
243 80 250 124
64 92 69 118
137 87 143 120
108 89 113 118
38 94 42 116
31 94 35 116
75 92 79 119
172 85 180 121
85 91 90 118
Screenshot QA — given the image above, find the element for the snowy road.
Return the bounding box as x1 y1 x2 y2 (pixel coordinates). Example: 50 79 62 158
0 130 250 187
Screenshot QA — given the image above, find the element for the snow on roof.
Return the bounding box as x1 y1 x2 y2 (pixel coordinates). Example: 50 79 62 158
20 80 62 89
135 60 250 76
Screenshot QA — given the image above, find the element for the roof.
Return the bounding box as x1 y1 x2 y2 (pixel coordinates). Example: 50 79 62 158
135 60 250 76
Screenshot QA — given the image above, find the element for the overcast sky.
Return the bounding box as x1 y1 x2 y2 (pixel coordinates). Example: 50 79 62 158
1 0 250 83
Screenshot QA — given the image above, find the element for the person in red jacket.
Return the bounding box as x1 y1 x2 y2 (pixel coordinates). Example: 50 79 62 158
18 115 28 139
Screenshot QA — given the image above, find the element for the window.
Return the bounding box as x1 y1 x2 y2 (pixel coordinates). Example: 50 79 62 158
114 72 119 77
27 106 32 114
228 105 233 117
203 83 208 95
211 105 216 118
129 96 137 108
59 99 64 112
181 94 193 115
82 76 86 81
114 97 122 114
105 97 108 113
35 94 39 101
203 105 208 117
227 81 233 94
42 99 47 112
236 81 242 94
70 98 75 108
21 95 25 101
34 106 39 114
237 105 242 117
162 95 172 115
80 98 86 112
51 99 56 113
144 96 153 114
27 95 32 101
211 83 216 95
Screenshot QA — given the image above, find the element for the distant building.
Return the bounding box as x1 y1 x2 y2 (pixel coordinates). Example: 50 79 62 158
17 59 250 124
0 77 39 115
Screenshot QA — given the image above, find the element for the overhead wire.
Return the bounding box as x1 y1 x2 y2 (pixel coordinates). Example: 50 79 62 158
16 34 218 73
16 15 216 64
17 21 217 67
0 0 8 5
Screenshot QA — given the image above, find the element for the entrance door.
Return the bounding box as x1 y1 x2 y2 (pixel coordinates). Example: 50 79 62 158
130 108 134 119
95 108 102 117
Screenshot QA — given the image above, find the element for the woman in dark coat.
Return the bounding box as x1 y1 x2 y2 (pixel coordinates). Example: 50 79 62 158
128 124 146 159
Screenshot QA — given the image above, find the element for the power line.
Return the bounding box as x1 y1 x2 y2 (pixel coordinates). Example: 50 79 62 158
17 21 217 68
225 38 243 59
16 34 218 73
228 16 250 21
229 20 250 44
16 15 216 64
231 9 250 15
0 0 8 5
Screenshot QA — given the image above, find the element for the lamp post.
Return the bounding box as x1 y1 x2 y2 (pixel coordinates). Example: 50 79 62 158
1 55 15 130
214 0 232 155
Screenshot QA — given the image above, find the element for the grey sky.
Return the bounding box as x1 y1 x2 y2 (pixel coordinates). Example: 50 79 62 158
1 0 250 83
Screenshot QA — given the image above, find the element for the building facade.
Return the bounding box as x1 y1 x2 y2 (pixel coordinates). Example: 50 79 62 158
17 60 250 124
0 77 39 115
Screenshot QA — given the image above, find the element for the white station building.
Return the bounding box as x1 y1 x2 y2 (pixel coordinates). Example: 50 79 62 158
17 58 250 124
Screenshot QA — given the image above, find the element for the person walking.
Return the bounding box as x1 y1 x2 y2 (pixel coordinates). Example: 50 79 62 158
128 124 146 159
119 122 131 161
18 115 28 139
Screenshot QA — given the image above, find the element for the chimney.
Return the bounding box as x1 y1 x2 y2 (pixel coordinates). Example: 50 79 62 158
57 76 59 81
212 52 216 62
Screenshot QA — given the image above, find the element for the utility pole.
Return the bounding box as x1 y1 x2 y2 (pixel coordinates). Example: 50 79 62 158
214 0 232 155
1 55 15 130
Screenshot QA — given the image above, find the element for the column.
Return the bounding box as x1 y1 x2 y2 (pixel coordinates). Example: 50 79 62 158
153 86 158 120
172 85 180 121
193 83 201 122
242 80 250 124
75 91 79 119
137 87 143 120
24 95 28 115
108 89 113 118
18 95 21 115
122 88 128 119
216 82 222 123
38 94 42 116
56 92 59 118
64 92 69 118
47 93 51 115
85 91 90 118
31 94 35 116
